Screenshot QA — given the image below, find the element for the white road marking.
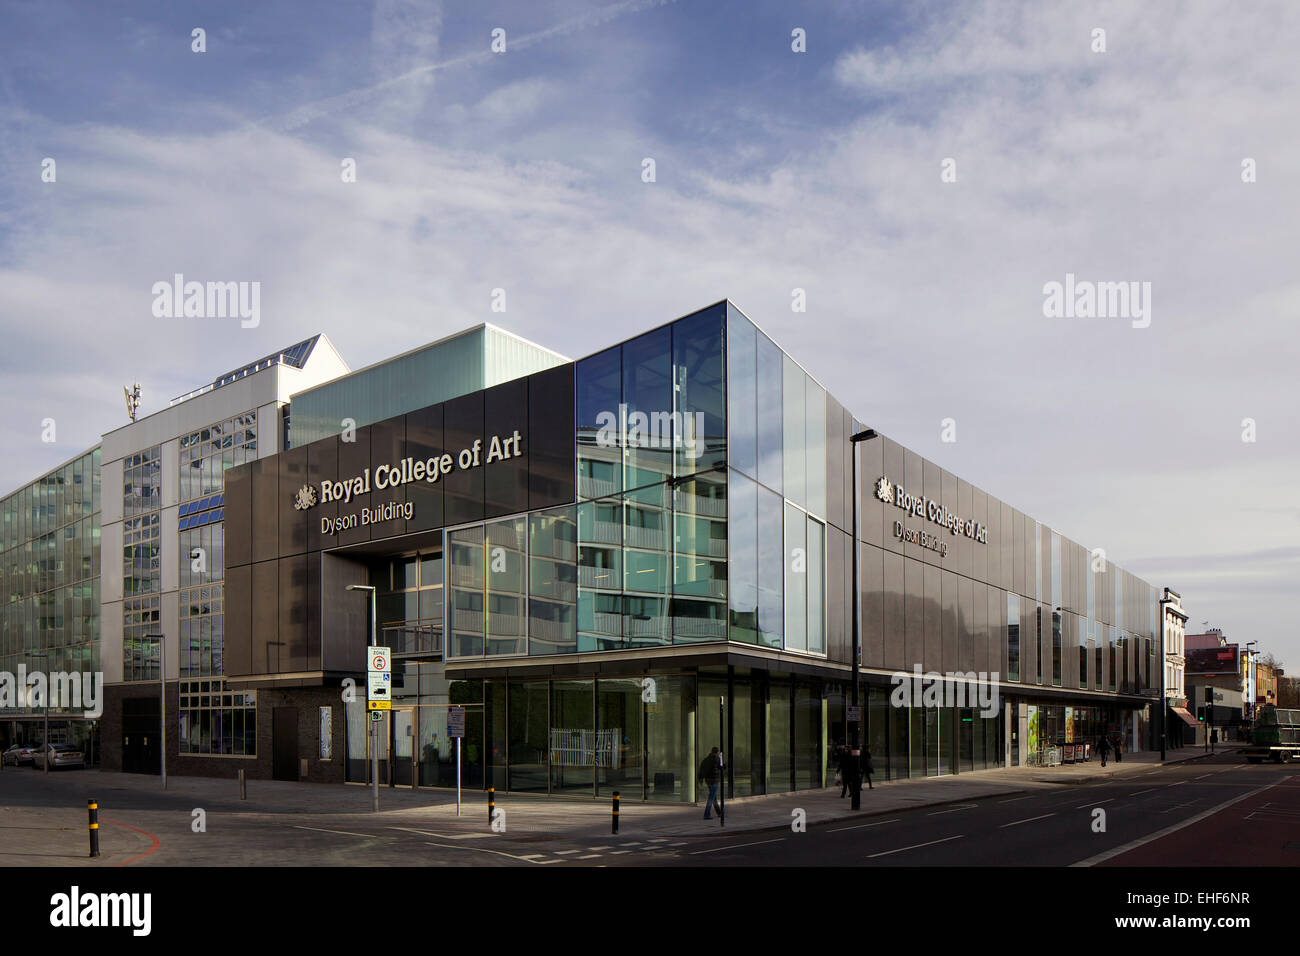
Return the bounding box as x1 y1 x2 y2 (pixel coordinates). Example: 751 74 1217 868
294 825 375 838
1000 813 1056 828
998 796 1033 804
867 834 964 858
688 838 783 856
1079 798 1112 809
576 854 602 860
386 826 488 840
554 849 580 854
422 841 541 864
828 818 900 833
1072 775 1294 867
928 803 978 816
1130 788 1158 796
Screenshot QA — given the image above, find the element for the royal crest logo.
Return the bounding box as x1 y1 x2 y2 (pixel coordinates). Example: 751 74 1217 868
875 476 893 503
293 484 318 511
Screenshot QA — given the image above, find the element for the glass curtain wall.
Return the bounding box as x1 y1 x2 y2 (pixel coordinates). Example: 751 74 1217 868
597 678 644 798
573 304 727 655
725 305 830 657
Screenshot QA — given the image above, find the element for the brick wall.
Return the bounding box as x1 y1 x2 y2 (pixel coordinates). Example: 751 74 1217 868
101 682 348 784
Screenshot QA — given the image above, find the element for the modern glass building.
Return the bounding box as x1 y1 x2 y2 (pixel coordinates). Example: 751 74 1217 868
0 448 102 757
213 300 1165 797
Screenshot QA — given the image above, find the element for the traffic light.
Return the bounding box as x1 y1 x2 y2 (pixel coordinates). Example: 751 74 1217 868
1197 706 1205 722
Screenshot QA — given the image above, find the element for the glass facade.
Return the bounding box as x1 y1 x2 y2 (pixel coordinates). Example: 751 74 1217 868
0 449 101 730
177 412 258 754
420 301 1160 793
123 445 161 681
131 297 1163 793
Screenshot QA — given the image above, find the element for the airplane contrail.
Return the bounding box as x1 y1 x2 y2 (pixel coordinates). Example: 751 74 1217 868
266 0 684 132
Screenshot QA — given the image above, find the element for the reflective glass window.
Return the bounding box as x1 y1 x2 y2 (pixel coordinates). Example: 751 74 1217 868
782 356 805 506
576 346 622 500
622 327 672 490
727 471 758 645
485 516 526 656
784 502 807 652
726 306 757 479
671 305 726 476
528 506 577 655
756 333 783 492
756 483 784 648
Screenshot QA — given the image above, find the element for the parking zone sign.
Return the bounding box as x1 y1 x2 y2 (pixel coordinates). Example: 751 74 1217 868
367 646 392 711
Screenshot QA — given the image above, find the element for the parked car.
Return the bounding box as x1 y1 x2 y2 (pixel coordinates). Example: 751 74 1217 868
2 744 39 767
34 744 85 770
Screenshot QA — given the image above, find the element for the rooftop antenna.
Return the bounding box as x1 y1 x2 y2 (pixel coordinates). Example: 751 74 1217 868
124 383 141 422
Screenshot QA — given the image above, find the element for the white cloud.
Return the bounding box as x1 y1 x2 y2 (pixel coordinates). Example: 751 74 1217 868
1 0 1297 661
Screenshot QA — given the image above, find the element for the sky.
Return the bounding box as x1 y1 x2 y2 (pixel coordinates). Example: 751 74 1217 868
1 0 1297 665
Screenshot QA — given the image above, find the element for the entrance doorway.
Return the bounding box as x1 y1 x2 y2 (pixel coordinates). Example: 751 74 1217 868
272 707 298 781
390 707 415 787
122 697 160 775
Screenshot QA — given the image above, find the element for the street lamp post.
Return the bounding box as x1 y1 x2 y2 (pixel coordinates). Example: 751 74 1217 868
30 650 49 775
145 633 167 788
849 427 878 812
347 584 379 813
1246 641 1258 719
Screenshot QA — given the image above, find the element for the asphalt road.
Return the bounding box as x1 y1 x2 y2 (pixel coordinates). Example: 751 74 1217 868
633 752 1296 867
2 752 1292 866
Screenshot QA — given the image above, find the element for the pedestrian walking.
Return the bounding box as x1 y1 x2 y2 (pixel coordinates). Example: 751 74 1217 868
862 747 874 790
699 746 723 819
838 743 857 798
1097 734 1109 768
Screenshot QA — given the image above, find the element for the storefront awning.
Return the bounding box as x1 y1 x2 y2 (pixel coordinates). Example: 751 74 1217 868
1170 705 1199 728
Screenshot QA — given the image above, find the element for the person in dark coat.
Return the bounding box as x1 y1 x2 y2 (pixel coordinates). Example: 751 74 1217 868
700 747 723 819
839 745 861 798
1097 734 1110 767
862 747 874 790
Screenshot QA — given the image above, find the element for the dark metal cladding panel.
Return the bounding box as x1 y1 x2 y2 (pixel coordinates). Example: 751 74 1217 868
483 377 529 519
224 465 252 569
528 363 576 511
404 403 445 533
336 425 372 547
278 445 309 558
306 435 339 553
368 415 408 540
443 392 485 526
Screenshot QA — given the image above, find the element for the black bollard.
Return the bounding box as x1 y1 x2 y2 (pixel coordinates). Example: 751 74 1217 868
612 792 620 834
88 798 101 858
488 786 495 825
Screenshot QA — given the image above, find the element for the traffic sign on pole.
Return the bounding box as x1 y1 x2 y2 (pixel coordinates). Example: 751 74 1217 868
367 646 392 711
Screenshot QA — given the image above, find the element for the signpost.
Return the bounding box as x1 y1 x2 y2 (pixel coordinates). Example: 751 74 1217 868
367 645 390 811
367 647 392 712
449 705 465 817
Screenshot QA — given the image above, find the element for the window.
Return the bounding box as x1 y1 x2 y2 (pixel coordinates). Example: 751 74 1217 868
180 585 223 678
179 412 256 502
178 679 256 755
1007 593 1020 682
